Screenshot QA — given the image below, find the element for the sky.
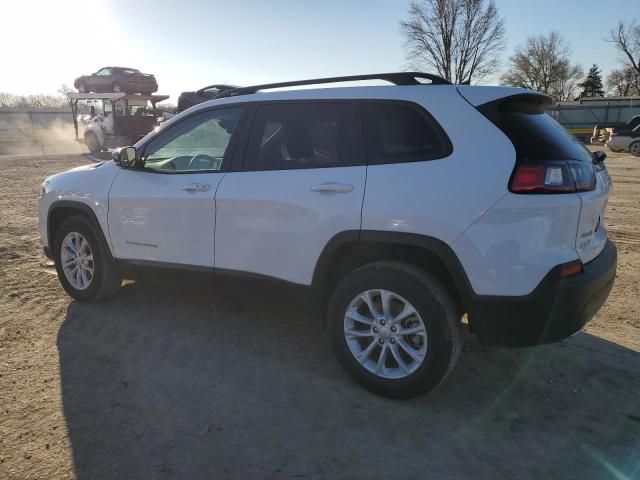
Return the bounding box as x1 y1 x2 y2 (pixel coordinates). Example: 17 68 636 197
1 0 637 101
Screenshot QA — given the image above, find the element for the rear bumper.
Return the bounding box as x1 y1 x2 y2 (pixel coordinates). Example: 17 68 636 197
469 240 617 346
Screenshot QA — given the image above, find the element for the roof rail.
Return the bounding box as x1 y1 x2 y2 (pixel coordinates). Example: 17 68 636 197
214 72 451 99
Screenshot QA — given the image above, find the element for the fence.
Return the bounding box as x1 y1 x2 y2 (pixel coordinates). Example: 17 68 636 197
548 96 640 141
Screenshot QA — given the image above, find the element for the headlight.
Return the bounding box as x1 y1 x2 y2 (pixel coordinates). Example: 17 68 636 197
41 180 50 197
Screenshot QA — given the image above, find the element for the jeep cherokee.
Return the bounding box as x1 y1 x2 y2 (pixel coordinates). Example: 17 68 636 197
39 73 617 398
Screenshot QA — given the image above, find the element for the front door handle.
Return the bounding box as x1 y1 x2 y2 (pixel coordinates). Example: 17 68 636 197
310 183 354 194
182 183 211 193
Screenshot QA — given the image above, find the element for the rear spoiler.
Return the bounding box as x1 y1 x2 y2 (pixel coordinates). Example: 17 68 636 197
457 86 552 109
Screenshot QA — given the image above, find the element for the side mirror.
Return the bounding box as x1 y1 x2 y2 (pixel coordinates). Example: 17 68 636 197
113 146 137 168
593 150 606 164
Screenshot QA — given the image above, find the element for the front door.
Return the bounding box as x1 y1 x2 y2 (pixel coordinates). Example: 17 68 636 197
214 101 366 285
108 106 244 267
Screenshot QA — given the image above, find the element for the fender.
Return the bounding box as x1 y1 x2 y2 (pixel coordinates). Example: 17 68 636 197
47 200 115 257
311 229 476 312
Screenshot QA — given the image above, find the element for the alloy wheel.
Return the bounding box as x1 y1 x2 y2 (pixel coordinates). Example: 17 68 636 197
60 232 94 290
343 289 428 379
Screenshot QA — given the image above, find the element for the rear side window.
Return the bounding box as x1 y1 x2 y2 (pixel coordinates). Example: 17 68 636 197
479 97 593 163
362 102 451 164
245 103 357 170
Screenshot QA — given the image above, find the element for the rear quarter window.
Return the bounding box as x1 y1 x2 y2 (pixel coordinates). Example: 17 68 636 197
361 102 452 164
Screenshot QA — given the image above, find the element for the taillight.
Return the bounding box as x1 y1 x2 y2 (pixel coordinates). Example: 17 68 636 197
510 160 596 194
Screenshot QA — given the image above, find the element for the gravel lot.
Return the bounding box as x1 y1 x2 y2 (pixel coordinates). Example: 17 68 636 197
0 149 639 480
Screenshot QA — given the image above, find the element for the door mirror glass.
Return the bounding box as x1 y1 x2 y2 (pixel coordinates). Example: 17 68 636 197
114 146 137 168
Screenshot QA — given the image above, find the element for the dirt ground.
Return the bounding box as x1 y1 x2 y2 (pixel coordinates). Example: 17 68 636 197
0 148 639 480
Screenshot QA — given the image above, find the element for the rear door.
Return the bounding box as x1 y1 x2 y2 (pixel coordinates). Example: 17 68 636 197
214 101 366 285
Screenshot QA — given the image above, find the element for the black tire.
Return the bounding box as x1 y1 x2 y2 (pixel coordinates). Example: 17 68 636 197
84 131 101 153
112 81 122 93
629 141 640 157
53 216 122 302
327 261 462 399
77 82 86 93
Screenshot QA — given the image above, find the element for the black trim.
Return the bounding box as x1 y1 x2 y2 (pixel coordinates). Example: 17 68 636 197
470 240 617 346
47 201 104 250
358 230 473 303
117 259 311 303
43 246 52 260
216 72 451 99
119 258 212 273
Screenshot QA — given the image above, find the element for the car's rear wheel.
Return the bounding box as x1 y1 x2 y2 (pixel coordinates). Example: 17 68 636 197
630 141 640 157
84 131 101 153
77 82 86 93
53 216 122 302
327 261 462 399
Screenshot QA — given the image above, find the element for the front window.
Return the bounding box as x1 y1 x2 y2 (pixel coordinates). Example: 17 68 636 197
96 68 111 76
142 107 243 172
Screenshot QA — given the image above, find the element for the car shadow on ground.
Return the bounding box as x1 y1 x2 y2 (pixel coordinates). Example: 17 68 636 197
57 281 640 480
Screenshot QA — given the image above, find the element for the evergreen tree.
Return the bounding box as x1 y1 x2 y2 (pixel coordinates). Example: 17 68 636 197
578 64 605 98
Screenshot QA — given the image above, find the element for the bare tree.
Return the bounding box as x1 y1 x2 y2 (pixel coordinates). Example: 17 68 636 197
607 21 640 76
400 0 506 84
501 32 583 101
606 67 640 96
0 92 69 109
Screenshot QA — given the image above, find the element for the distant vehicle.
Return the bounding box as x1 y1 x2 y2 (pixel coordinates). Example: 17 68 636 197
67 93 169 153
177 84 236 112
74 67 158 94
606 125 640 156
591 115 640 148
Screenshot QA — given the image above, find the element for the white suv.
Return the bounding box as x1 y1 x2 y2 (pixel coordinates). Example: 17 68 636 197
38 73 617 398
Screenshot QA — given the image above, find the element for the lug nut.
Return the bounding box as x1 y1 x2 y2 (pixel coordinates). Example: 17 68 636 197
390 326 396 332
378 338 384 344
390 338 396 344
380 319 386 326
373 327 378 333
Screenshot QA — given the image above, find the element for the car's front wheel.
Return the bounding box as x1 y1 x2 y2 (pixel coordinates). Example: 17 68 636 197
84 131 101 153
53 216 122 302
328 261 462 398
112 82 122 93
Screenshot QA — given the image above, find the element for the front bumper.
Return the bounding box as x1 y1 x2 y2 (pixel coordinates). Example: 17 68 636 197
469 240 617 346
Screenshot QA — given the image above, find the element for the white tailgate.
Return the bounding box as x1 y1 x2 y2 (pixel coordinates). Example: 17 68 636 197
576 167 612 263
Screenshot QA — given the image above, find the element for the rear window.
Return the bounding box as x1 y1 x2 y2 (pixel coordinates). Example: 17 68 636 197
479 97 593 163
362 103 451 164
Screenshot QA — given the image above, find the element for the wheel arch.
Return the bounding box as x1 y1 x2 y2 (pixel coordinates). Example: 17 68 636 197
47 201 113 257
311 230 475 320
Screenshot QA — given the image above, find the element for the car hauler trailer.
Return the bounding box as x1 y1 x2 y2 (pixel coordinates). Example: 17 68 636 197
67 93 169 153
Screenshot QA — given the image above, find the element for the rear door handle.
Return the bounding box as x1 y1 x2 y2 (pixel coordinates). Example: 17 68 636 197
182 183 211 193
310 183 354 194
